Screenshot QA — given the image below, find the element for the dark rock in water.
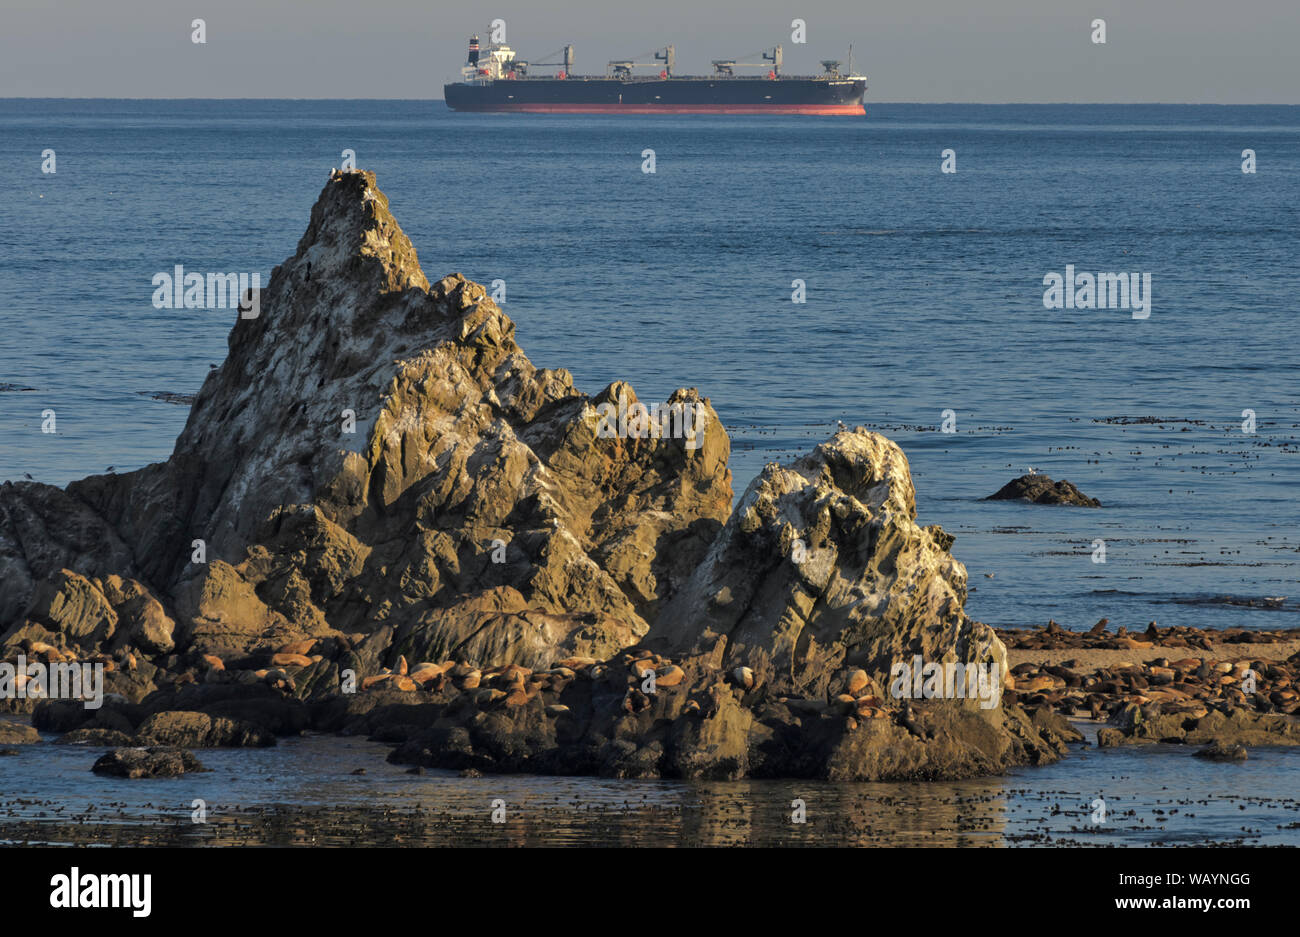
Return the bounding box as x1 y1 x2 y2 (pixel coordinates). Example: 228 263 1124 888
1172 594 1287 610
1194 741 1248 762
1095 727 1125 748
91 746 207 778
985 474 1100 507
137 391 196 406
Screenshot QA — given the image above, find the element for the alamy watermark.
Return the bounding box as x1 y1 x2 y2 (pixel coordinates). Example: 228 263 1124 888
152 265 260 318
50 867 150 917
0 656 103 709
1042 265 1152 319
889 656 1002 710
593 395 708 451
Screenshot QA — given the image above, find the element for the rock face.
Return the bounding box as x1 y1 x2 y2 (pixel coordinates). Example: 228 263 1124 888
5 570 176 655
0 170 1077 781
985 474 1100 507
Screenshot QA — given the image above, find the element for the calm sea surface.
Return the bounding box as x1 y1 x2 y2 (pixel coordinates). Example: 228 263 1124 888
2 727 1298 847
2 101 1298 633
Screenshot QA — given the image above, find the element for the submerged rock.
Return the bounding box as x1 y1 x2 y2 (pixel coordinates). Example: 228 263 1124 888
985 474 1100 507
91 746 207 778
1194 740 1248 761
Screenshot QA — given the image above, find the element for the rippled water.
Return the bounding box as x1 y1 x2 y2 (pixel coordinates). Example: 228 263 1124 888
2 101 1298 634
1 730 1297 846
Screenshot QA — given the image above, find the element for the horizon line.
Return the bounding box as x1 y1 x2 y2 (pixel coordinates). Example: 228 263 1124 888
4 97 1299 106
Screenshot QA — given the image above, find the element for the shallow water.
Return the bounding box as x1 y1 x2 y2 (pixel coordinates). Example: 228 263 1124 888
2 730 1297 846
1 101 1297 635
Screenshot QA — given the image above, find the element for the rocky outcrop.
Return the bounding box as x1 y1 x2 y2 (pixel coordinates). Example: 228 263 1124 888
1 170 730 669
985 474 1100 507
650 430 1005 705
0 170 1082 781
1099 705 1300 748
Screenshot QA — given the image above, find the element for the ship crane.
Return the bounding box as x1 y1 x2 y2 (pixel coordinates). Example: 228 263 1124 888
512 44 575 78
711 45 783 77
607 45 675 79
822 45 863 79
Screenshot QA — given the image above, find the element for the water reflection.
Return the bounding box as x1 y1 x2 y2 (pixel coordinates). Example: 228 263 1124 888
2 734 1298 847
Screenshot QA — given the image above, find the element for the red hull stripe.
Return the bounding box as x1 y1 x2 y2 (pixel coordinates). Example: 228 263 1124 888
454 103 866 115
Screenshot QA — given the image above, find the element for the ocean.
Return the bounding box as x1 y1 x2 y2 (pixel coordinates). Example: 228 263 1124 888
2 726 1298 847
2 100 1298 635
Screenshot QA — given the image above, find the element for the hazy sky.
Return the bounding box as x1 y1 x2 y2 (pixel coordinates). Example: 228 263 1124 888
2 0 1296 102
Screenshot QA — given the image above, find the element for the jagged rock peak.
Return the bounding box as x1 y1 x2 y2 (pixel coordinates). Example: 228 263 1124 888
10 169 733 665
295 168 429 295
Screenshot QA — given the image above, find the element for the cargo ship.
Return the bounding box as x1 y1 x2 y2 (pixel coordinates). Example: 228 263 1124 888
443 36 866 115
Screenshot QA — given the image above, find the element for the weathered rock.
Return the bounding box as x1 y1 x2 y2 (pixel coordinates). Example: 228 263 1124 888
22 569 117 650
134 710 274 748
0 719 40 744
985 474 1100 507
102 575 176 654
651 430 1006 703
0 485 139 633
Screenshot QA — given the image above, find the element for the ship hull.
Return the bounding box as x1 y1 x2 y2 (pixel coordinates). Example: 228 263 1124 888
444 77 866 115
